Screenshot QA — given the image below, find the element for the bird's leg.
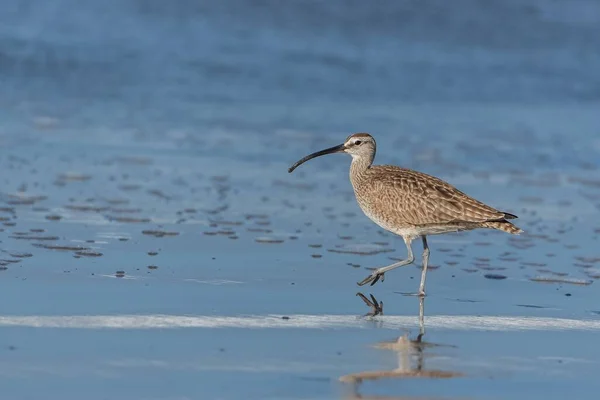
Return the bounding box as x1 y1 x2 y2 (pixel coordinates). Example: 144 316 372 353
357 238 414 286
418 236 430 296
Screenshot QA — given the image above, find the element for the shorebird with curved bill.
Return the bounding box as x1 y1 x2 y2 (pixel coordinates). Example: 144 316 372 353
288 133 522 296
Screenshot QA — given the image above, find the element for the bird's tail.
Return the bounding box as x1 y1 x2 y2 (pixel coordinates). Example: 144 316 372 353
482 220 523 235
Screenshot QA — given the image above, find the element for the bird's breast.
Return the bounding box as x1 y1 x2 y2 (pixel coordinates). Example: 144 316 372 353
353 187 411 235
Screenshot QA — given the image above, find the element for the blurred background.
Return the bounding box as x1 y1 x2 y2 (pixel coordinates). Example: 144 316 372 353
1 1 600 399
2 0 599 128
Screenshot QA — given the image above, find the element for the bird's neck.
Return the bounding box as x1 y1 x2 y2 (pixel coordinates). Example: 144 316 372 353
350 154 373 181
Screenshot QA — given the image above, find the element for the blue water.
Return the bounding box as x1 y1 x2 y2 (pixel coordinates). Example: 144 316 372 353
1 1 600 399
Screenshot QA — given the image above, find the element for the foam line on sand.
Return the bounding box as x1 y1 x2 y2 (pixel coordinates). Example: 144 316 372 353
1 314 599 331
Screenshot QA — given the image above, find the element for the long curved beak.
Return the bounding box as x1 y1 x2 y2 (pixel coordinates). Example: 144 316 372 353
288 143 345 173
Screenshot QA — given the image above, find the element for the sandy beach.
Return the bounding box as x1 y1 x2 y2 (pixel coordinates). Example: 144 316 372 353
1 1 600 399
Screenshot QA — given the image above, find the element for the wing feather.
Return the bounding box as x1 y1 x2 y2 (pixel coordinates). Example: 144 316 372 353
365 166 507 226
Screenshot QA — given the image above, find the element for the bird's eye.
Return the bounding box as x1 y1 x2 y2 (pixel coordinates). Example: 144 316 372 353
354 140 362 145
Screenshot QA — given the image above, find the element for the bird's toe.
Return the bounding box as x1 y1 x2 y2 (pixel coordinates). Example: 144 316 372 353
357 271 384 286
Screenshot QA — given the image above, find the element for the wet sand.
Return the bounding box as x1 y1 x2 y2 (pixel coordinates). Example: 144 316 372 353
0 104 599 400
2 1 600 398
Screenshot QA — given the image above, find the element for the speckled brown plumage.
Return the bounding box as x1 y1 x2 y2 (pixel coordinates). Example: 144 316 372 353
352 165 522 237
288 132 522 295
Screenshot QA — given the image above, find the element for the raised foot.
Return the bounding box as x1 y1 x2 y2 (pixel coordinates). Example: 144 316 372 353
357 271 385 286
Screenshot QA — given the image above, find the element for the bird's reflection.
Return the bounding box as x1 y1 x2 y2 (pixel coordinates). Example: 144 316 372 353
341 294 462 399
356 292 384 317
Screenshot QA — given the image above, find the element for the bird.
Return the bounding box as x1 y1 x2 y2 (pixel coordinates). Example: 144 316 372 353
288 133 522 296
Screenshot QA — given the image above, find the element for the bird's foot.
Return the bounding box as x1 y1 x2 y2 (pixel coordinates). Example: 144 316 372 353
357 270 385 286
396 291 427 297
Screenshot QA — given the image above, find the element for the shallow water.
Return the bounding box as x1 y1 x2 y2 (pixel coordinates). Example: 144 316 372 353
1 1 600 399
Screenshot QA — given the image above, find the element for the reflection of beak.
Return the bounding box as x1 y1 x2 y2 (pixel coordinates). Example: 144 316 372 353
288 144 345 173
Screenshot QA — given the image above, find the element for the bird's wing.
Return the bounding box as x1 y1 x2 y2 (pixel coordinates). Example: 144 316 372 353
368 166 507 225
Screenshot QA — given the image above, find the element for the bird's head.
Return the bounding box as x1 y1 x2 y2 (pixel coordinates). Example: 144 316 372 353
288 133 376 173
